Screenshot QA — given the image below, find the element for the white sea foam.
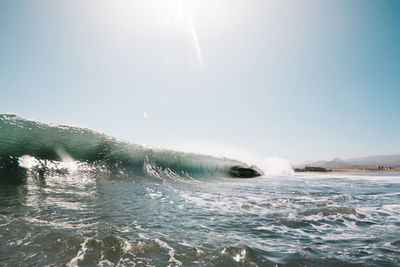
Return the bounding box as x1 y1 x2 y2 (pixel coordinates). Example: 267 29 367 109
154 238 182 266
258 156 294 176
18 155 39 169
67 238 90 267
165 141 294 176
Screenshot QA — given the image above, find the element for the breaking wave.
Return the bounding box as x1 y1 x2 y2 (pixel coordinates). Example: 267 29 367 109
0 114 262 180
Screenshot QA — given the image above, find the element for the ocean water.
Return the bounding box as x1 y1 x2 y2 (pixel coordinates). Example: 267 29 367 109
1 115 400 266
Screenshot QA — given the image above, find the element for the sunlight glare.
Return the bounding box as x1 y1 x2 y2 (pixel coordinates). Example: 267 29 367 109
159 0 203 69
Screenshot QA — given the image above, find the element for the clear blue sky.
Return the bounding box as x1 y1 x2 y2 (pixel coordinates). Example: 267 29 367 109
1 0 399 163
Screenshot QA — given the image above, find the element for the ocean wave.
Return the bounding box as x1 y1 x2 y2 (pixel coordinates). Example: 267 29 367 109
0 114 262 180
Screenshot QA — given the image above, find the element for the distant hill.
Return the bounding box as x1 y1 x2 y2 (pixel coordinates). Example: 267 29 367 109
295 154 400 170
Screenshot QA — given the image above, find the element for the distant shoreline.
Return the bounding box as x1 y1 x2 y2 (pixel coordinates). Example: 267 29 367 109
294 167 400 173
328 168 400 173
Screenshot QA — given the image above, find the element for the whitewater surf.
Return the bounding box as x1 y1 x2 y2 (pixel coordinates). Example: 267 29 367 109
0 114 262 179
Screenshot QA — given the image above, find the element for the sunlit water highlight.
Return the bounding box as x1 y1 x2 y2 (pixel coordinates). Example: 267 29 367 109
1 168 399 266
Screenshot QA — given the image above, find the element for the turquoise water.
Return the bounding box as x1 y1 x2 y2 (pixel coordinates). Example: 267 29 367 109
1 115 400 266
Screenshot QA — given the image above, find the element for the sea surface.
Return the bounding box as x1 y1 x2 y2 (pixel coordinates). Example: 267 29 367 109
1 114 400 266
1 169 400 266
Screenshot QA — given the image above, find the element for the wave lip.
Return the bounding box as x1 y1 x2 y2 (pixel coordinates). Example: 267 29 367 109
0 114 263 179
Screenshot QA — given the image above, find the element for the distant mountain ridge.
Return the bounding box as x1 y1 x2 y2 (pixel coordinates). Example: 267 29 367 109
295 154 400 169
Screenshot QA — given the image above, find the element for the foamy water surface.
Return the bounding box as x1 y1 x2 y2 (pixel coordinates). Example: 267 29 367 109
1 168 399 266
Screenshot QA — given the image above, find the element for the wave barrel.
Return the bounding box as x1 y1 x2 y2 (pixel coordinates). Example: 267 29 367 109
0 114 263 179
228 165 263 178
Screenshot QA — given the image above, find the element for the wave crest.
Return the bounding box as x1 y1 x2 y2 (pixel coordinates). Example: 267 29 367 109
0 114 262 180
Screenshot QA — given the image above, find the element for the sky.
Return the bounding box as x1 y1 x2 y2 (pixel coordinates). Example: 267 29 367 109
0 0 399 164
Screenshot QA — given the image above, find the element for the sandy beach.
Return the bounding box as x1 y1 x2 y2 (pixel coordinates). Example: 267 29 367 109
329 168 400 173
